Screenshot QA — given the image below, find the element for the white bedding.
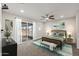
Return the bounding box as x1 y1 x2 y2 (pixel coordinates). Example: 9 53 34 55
41 41 57 51
47 36 64 42
47 30 65 42
42 41 57 47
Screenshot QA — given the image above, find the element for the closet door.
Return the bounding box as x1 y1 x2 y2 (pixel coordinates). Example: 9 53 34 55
27 22 33 40
21 21 28 42
22 22 33 41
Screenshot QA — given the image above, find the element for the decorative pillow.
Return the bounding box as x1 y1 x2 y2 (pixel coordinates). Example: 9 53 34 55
58 32 64 37
48 32 65 42
50 32 58 37
51 32 64 37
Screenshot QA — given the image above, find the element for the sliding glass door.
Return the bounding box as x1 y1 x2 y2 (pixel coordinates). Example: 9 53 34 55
21 20 33 42
21 21 28 42
27 23 33 40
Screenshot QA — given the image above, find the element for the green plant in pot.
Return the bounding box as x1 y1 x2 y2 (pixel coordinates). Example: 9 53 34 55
4 25 11 43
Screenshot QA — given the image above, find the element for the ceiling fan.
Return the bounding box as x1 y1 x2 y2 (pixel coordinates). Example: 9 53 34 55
40 13 55 21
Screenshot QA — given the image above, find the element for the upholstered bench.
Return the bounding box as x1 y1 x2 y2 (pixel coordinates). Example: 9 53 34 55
41 41 57 51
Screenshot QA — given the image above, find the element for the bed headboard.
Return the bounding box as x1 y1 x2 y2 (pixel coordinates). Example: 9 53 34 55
51 30 67 38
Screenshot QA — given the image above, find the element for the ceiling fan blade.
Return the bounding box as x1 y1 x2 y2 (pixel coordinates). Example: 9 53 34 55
48 15 55 19
49 15 54 17
40 17 45 20
49 17 55 19
46 14 49 17
41 16 46 18
40 12 55 21
40 19 43 20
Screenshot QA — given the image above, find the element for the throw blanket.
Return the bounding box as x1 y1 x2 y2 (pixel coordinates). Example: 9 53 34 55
42 37 63 50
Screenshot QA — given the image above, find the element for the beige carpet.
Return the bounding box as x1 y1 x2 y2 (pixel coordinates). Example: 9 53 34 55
17 40 59 56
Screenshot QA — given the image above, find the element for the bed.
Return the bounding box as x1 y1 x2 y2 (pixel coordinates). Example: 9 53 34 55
42 30 67 50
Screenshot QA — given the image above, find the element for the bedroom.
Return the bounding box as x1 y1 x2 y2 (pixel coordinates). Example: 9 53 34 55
33 16 76 56
0 3 79 56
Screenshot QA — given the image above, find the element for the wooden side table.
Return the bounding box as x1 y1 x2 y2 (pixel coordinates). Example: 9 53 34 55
64 38 76 56
64 38 76 45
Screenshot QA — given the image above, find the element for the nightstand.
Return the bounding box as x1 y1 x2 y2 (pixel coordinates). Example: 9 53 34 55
63 38 76 56
64 38 75 45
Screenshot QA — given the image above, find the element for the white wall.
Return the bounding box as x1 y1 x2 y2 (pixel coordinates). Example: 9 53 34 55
33 22 46 40
45 17 76 42
2 11 46 43
13 18 22 44
0 3 2 56
2 12 23 44
3 11 76 44
65 17 76 42
76 11 79 49
2 11 16 39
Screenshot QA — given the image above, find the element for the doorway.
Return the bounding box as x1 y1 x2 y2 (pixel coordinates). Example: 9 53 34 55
28 23 33 40
21 20 33 42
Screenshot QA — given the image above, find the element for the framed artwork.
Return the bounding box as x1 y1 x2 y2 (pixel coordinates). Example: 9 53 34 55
5 19 13 31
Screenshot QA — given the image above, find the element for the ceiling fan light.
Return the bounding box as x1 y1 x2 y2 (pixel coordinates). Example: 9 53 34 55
60 15 64 18
45 17 49 19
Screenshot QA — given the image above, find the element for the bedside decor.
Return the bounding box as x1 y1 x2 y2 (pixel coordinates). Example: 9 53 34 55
4 31 11 43
64 34 74 45
68 34 72 38
67 34 73 42
4 19 12 43
4 25 11 43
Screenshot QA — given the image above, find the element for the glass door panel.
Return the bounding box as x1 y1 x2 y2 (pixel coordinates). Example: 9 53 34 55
21 20 28 42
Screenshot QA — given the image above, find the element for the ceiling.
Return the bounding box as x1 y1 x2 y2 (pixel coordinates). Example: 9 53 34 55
2 3 79 21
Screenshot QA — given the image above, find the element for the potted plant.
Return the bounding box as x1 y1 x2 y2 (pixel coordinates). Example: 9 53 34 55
4 25 11 43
